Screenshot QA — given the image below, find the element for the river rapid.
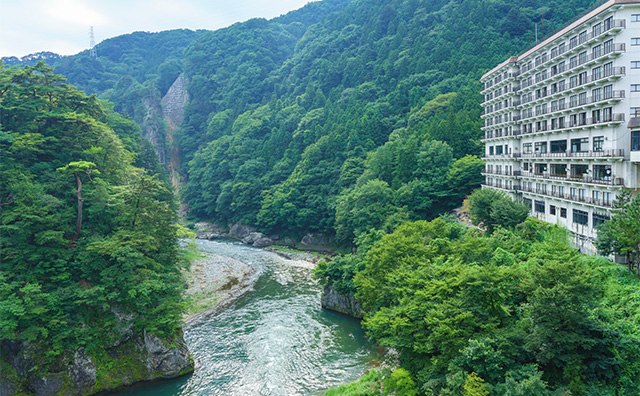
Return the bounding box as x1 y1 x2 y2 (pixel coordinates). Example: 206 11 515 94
111 239 380 396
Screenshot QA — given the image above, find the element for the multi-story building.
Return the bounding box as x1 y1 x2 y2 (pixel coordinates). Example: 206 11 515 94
481 0 640 254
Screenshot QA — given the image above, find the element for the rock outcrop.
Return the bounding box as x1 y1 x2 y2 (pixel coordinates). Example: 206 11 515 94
320 284 363 319
0 331 193 396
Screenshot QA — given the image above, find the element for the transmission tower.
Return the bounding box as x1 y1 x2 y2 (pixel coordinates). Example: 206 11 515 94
89 26 97 58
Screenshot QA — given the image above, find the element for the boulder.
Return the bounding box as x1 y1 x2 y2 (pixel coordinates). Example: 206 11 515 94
228 223 257 240
253 237 274 248
242 232 265 245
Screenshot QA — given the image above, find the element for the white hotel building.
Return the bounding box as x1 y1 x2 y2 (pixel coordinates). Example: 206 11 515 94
481 0 640 254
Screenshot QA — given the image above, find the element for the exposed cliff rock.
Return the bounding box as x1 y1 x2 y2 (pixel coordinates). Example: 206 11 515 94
300 233 335 252
162 74 189 192
228 223 258 240
0 331 193 396
321 284 363 319
140 92 167 165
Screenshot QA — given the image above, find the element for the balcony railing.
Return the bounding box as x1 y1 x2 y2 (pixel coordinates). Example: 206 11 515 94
519 171 624 186
518 184 615 208
520 149 624 159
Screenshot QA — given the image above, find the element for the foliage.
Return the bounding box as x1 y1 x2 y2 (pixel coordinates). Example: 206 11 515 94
316 217 640 395
596 190 640 268
0 62 185 373
468 188 530 232
323 368 418 396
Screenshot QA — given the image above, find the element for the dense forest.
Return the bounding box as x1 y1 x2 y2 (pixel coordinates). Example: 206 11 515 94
0 62 191 393
316 215 640 395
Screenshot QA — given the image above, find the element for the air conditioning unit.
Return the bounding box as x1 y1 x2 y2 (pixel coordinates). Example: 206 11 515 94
583 175 593 182
614 177 624 185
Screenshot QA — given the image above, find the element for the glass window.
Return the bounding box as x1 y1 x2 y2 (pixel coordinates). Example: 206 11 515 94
523 143 532 154
523 198 532 210
535 142 548 153
573 209 589 225
535 200 545 213
632 131 640 151
592 109 601 123
632 61 640 69
593 213 610 227
592 88 602 102
632 107 640 117
604 39 613 53
560 207 567 218
592 66 602 80
551 140 567 153
604 85 613 99
571 138 589 153
633 14 640 22
579 51 587 64
604 16 613 30
570 56 578 68
579 31 587 44
593 164 612 181
579 92 587 105
593 23 602 36
632 84 640 92
570 36 578 48
632 38 640 46
550 205 556 215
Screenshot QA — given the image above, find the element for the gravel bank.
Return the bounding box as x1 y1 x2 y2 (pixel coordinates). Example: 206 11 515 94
183 252 257 326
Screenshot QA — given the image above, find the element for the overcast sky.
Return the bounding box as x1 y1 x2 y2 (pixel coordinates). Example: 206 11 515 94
0 0 313 58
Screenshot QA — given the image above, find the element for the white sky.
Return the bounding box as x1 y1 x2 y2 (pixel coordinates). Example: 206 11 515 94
0 0 313 58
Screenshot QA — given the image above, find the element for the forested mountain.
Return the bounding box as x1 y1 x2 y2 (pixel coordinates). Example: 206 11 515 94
177 0 603 242
6 0 603 245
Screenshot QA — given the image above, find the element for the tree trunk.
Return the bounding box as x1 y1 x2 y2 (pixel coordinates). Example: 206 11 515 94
75 172 83 239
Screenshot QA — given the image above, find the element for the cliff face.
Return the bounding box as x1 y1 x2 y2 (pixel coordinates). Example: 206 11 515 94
321 285 363 319
0 331 193 396
161 74 189 191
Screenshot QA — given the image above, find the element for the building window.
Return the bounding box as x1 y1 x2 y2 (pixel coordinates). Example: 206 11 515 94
593 213 610 227
489 146 494 155
633 84 640 92
632 131 640 151
523 198 532 210
604 192 612 205
632 61 640 69
570 95 578 107
571 164 588 179
523 143 532 154
593 23 603 36
593 136 604 151
550 205 556 215
570 36 578 48
604 16 613 30
535 142 547 153
593 164 612 181
632 107 640 117
592 66 602 80
535 200 545 213
579 92 587 105
579 31 587 44
496 145 503 155
604 62 614 76
592 88 602 102
633 14 640 22
603 107 613 121
550 140 567 153
573 209 589 226
593 109 601 123
570 56 578 68
560 207 567 218
632 38 640 46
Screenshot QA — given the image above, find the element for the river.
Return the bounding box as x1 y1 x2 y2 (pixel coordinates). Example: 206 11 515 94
110 239 379 396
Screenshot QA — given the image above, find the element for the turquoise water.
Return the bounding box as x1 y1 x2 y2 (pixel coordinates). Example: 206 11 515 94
110 240 379 396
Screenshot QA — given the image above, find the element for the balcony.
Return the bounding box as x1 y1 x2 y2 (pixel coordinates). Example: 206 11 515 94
520 171 624 187
520 149 624 160
518 184 615 208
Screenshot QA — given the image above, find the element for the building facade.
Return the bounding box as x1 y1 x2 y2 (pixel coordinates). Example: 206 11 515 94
481 0 640 254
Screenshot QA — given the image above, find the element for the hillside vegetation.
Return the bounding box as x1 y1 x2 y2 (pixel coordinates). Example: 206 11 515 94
4 0 602 246
0 62 190 393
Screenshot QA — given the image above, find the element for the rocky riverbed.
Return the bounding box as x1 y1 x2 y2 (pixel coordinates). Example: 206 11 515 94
183 250 258 325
